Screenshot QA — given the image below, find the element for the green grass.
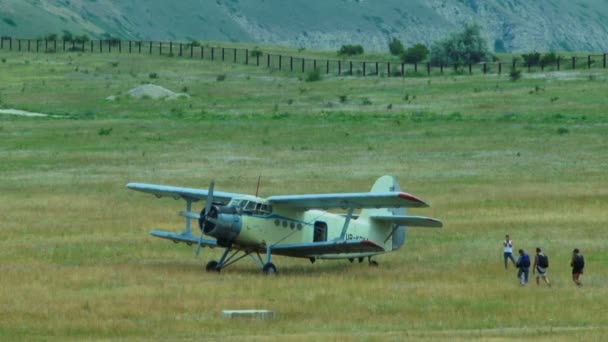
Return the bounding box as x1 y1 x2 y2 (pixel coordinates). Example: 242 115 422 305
1 49 607 340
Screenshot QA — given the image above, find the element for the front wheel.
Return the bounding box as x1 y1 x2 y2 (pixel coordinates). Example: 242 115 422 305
262 262 277 275
206 260 220 272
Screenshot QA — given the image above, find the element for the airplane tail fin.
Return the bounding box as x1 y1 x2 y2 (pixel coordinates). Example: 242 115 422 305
360 175 407 250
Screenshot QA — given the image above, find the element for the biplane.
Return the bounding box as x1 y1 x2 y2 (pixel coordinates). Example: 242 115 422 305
127 175 442 274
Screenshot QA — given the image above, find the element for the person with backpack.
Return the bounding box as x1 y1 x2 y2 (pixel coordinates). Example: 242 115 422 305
533 247 551 287
571 248 585 286
515 249 531 285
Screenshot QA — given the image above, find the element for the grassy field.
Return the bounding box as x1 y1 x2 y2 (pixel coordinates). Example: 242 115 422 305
1 49 607 340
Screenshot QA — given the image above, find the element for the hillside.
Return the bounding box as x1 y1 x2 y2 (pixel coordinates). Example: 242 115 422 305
1 0 608 52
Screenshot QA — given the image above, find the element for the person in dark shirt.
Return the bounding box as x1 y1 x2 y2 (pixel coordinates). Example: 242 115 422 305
515 249 530 285
570 248 585 286
533 247 551 287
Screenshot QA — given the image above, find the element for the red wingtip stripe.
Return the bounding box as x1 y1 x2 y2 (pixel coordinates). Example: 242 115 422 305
398 192 428 206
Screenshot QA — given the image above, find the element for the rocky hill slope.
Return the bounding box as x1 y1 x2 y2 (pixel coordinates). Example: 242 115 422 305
1 0 607 52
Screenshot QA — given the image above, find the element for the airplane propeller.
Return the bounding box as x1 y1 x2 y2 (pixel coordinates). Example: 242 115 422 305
196 180 214 256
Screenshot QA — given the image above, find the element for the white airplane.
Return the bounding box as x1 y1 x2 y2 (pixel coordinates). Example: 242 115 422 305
127 175 442 274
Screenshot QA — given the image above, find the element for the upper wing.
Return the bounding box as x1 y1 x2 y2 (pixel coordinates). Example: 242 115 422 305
126 183 240 204
370 215 443 228
267 192 428 210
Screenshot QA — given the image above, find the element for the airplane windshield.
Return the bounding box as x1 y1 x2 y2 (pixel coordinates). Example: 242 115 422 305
239 200 272 216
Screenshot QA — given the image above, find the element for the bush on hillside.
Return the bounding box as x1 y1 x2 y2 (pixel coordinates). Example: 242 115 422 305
521 52 541 66
388 38 405 56
430 23 491 66
401 43 429 64
305 68 322 82
338 44 364 57
540 52 558 67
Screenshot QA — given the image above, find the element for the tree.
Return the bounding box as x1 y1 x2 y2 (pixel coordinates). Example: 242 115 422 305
540 52 557 67
521 52 541 66
430 23 491 66
338 44 364 56
401 43 429 64
388 37 404 56
62 30 73 42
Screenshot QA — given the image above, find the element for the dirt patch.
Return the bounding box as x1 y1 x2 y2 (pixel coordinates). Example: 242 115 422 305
0 108 62 118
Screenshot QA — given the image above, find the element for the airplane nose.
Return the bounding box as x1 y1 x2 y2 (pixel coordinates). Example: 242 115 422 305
201 205 242 246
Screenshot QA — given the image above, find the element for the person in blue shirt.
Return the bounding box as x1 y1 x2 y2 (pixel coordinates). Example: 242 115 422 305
515 249 530 285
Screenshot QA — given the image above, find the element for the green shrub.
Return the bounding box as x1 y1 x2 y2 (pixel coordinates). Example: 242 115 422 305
540 52 557 67
305 68 322 82
401 44 429 64
509 69 521 81
388 38 405 56
430 23 490 66
338 44 364 56
216 74 226 81
521 52 541 66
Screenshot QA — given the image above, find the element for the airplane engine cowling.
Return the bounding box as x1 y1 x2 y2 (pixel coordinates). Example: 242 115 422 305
202 205 242 245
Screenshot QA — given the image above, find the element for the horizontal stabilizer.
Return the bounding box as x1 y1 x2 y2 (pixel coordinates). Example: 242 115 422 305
371 215 443 228
150 230 218 247
271 239 384 258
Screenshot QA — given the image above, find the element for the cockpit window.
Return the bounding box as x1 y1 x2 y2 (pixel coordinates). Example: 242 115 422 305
238 200 273 216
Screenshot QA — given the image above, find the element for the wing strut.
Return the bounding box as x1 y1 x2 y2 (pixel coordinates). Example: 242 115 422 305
339 207 355 241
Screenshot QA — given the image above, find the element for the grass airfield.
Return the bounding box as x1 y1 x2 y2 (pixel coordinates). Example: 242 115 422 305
0 50 607 340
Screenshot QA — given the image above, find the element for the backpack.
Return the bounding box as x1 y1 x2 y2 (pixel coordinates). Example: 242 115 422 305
520 254 530 268
573 255 585 269
538 254 549 268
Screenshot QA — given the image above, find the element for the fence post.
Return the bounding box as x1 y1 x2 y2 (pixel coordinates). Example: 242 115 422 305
469 63 472 75
245 49 249 64
45 39 48 51
138 41 141 54
427 62 430 75
350 61 353 75
169 41 173 55
326 60 329 74
498 62 502 74
211 47 214 60
190 44 193 58
129 40 132 53
279 55 282 70
90 40 93 52
414 62 418 73
267 54 270 68
37 39 40 52
221 47 224 61
338 61 341 75
483 63 487 74
290 56 293 71
233 48 236 63
158 41 161 55
9 37 11 50
387 62 390 77
604 54 607 68
180 43 183 57
572 56 576 69
201 46 204 59
440 63 443 74
18 39 21 51
0 37 2 49
256 53 259 66
588 55 591 69
375 62 379 75
72 40 75 51
557 56 560 70
313 59 317 70
302 59 305 73
401 63 404 77
63 39 66 51
118 40 121 53
363 62 366 76
527 62 530 72
512 59 516 70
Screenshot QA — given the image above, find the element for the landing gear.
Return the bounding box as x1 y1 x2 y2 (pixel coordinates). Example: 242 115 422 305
368 257 379 267
262 262 277 274
206 260 220 272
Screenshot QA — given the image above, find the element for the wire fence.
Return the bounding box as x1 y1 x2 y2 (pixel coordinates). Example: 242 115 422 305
1 36 607 77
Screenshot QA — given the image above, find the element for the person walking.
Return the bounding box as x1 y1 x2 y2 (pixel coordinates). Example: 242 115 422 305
503 234 516 269
571 248 585 286
516 249 531 285
533 247 551 287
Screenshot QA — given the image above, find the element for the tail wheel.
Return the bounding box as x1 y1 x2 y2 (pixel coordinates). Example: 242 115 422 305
262 263 277 275
206 260 220 272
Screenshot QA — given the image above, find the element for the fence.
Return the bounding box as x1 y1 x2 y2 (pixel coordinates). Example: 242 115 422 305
1 36 607 77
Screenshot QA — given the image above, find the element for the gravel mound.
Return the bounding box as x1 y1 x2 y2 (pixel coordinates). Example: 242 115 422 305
126 84 189 100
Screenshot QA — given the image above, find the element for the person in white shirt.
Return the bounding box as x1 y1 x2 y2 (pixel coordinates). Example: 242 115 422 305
503 234 516 269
